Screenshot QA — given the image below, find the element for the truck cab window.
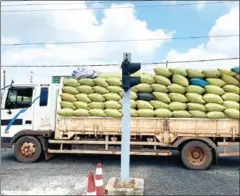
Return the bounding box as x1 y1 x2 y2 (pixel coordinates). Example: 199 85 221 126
40 87 48 106
5 87 33 109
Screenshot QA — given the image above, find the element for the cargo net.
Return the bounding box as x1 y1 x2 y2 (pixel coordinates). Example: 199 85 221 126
57 67 240 119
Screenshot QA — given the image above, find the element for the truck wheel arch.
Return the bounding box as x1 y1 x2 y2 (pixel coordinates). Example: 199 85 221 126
173 137 217 151
11 129 53 151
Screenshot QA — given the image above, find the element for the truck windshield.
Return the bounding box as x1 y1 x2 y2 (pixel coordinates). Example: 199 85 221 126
5 87 33 109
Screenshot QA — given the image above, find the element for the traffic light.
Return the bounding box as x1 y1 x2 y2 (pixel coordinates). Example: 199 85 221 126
122 58 141 91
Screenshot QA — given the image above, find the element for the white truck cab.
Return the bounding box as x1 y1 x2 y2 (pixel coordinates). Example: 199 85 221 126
1 83 58 148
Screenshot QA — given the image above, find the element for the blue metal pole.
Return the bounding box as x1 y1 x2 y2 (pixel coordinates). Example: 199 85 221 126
120 89 131 184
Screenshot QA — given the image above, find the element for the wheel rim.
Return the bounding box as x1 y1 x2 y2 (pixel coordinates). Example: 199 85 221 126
20 142 36 158
187 147 206 166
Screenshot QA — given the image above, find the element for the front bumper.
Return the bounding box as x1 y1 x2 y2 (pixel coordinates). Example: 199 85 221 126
1 137 13 148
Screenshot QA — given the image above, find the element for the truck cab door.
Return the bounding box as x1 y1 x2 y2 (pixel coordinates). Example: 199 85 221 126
1 86 36 147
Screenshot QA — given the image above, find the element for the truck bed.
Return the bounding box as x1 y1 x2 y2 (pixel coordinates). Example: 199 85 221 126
55 117 240 142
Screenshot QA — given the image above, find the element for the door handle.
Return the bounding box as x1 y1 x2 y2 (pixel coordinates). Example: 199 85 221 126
25 120 32 124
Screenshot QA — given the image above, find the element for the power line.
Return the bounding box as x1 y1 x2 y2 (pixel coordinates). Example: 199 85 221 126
2 34 238 47
2 57 239 68
1 1 226 13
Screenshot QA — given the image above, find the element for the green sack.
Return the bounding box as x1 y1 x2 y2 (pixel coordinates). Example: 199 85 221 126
131 86 138 93
88 93 105 102
105 101 121 109
130 109 138 117
172 111 192 118
63 78 80 87
154 75 171 86
222 93 239 102
186 85 205 95
75 93 91 103
137 109 155 117
218 69 237 77
186 93 205 104
61 93 77 102
119 99 136 108
169 102 187 111
202 70 221 78
88 102 105 109
57 108 74 116
189 110 207 118
62 86 79 95
135 83 153 93
187 103 206 112
119 91 137 100
223 101 239 110
203 94 223 104
107 86 123 93
60 101 75 109
136 100 154 109
155 108 172 118
103 93 121 101
223 85 240 94
154 68 172 78
172 74 189 87
93 86 109 94
205 85 225 95
74 109 90 117
140 74 155 84
93 78 109 88
106 78 122 86
207 111 225 119
205 103 226 112
153 92 171 103
150 100 169 109
206 78 226 87
89 109 107 117
187 69 205 78
169 68 187 76
105 109 122 118
76 85 94 94
169 93 188 103
79 78 95 86
73 101 88 109
167 84 186 94
98 73 121 78
221 74 239 86
224 109 240 119
151 84 168 92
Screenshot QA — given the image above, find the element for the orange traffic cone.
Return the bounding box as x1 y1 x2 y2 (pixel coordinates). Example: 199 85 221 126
87 172 96 195
95 163 105 196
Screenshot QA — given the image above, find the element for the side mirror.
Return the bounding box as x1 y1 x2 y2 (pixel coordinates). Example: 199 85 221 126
7 109 12 115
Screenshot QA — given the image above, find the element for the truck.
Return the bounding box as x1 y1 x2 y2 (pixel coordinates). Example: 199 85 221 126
1 78 239 170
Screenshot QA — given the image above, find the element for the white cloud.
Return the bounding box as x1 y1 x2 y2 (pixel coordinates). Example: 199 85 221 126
1 1 173 85
197 1 206 10
162 4 239 70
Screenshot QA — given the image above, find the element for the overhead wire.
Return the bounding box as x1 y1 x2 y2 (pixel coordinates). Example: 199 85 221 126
2 34 239 47
1 1 226 12
2 57 239 68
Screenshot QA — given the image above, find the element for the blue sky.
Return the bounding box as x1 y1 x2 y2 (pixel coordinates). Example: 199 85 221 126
1 1 239 84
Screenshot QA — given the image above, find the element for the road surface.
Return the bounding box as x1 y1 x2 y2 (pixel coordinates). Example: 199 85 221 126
1 148 239 195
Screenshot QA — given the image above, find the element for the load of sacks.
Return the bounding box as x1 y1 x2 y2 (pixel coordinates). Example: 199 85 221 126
57 66 240 119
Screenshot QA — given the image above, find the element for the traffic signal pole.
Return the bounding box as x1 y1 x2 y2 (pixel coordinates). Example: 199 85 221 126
121 53 141 184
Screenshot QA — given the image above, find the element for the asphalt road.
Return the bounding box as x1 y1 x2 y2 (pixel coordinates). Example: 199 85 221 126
1 148 239 195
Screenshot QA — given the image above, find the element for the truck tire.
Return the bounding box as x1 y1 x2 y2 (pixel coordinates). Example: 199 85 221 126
14 136 42 163
181 140 213 170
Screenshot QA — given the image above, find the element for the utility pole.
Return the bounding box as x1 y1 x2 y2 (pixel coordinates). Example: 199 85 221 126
30 71 33 83
3 70 6 88
121 53 141 184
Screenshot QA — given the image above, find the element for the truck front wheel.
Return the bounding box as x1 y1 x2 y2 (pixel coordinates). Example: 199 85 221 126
181 140 213 170
14 136 42 163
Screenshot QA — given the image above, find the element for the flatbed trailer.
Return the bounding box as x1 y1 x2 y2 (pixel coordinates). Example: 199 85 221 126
1 79 239 170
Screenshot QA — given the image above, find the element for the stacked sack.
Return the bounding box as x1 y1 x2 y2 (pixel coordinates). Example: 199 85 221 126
57 66 240 119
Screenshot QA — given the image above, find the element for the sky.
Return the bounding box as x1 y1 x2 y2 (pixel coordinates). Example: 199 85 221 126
1 0 239 86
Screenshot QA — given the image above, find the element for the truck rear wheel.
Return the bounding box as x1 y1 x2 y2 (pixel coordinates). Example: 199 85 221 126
181 140 213 170
14 136 42 163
